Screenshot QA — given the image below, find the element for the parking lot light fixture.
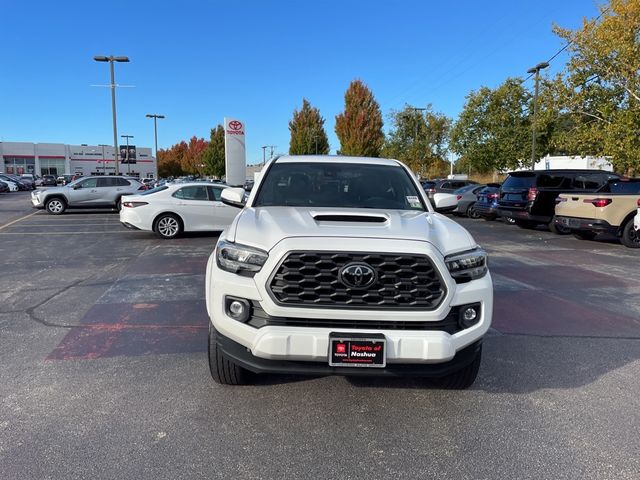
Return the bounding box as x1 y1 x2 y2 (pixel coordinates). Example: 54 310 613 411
146 114 165 179
94 55 130 175
527 61 549 171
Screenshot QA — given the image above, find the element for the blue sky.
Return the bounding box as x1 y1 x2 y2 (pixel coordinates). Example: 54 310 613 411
1 0 599 164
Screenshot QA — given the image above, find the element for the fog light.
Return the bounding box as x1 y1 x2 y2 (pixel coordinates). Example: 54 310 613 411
224 296 251 323
463 307 477 322
229 301 245 316
458 303 481 329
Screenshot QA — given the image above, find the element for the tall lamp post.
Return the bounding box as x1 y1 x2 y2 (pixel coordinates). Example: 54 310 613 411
146 114 164 179
527 61 549 170
94 55 129 176
121 134 134 174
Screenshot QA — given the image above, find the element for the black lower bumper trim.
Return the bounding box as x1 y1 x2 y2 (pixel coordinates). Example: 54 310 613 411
120 221 141 230
554 216 616 234
216 330 482 378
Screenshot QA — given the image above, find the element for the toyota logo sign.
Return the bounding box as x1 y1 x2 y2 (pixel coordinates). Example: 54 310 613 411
339 263 377 289
229 120 243 131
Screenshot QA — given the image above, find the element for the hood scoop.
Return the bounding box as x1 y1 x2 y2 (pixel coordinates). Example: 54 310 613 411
312 213 389 224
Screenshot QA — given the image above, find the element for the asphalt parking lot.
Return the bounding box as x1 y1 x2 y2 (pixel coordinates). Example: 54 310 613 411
1 191 639 480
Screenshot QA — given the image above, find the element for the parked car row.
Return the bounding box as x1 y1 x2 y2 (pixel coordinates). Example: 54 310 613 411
424 169 640 249
0 173 37 192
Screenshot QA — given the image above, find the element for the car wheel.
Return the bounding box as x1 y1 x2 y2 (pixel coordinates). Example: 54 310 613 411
208 324 252 385
154 213 182 239
573 230 597 241
467 203 480 219
621 221 640 248
515 219 537 229
548 217 571 235
45 198 66 215
502 217 516 224
115 197 122 211
435 346 482 390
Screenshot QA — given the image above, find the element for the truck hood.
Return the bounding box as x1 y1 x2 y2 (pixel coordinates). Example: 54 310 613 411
226 207 476 256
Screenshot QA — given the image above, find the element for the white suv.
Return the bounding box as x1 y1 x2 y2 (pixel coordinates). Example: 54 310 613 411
206 156 493 388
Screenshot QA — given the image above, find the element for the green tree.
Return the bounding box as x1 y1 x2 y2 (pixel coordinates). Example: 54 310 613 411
382 105 451 177
202 125 226 177
450 78 532 173
335 80 384 157
552 0 640 174
288 99 330 155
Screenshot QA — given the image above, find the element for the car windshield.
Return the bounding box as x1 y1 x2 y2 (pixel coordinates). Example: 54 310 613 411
254 162 426 211
598 180 640 194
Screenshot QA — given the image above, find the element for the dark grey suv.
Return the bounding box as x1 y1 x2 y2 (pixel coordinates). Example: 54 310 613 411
31 176 144 214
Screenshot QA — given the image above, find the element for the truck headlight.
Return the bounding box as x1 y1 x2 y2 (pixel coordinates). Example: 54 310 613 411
445 248 488 283
216 239 268 276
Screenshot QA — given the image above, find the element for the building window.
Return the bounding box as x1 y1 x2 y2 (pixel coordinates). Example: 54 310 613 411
4 157 36 175
40 158 66 176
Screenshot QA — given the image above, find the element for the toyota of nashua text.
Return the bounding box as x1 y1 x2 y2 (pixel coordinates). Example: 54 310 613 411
205 156 493 389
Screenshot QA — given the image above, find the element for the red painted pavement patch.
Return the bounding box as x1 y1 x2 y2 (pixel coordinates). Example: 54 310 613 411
47 300 208 361
493 291 640 337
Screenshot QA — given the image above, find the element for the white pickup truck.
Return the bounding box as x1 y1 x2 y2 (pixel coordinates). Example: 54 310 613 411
205 156 493 388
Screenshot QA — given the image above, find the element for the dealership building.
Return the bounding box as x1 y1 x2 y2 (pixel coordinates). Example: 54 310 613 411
0 141 157 178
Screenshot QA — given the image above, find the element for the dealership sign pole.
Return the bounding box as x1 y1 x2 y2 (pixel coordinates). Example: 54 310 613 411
224 118 246 186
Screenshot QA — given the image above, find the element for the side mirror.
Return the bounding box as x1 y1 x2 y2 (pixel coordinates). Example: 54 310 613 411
221 187 246 208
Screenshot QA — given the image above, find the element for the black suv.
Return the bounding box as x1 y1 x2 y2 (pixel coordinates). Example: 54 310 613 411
497 169 620 233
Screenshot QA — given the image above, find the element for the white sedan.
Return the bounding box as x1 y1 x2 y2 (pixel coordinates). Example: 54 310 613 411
120 182 240 239
2 180 19 192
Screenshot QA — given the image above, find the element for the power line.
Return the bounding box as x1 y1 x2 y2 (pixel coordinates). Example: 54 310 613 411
521 6 610 84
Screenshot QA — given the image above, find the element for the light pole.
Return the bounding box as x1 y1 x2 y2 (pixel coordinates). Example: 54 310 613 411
267 145 277 160
146 114 164 179
94 55 129 175
261 146 267 166
527 61 549 170
99 144 109 175
121 134 134 174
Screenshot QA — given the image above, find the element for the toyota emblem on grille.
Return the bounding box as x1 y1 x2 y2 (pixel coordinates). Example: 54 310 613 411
339 263 377 289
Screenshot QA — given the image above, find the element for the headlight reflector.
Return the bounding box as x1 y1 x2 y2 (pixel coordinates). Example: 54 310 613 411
216 239 268 276
445 248 488 283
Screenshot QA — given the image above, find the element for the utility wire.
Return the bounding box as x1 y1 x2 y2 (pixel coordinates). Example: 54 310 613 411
521 6 610 84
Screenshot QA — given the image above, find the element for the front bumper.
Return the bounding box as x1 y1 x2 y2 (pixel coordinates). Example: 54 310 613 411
554 216 617 234
206 237 493 366
31 194 44 207
215 328 483 377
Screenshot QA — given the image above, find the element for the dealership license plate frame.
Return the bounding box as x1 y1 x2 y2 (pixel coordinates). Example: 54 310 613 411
328 332 386 368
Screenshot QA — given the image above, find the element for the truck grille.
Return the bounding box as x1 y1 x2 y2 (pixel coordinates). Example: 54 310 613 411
269 252 445 310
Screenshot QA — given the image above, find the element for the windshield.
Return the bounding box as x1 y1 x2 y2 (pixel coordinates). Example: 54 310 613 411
254 162 426 211
598 180 640 194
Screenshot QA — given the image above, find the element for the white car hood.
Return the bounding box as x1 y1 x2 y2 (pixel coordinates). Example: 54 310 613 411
226 207 476 256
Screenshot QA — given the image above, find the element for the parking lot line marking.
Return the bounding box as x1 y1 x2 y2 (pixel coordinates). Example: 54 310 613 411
0 211 40 231
12 223 125 227
0 231 128 235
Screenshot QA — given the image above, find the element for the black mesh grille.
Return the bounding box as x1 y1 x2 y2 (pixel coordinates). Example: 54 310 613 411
269 252 445 310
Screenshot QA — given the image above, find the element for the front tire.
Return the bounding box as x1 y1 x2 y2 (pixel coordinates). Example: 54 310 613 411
621 221 640 248
208 325 251 385
154 213 182 239
435 346 482 390
45 198 66 215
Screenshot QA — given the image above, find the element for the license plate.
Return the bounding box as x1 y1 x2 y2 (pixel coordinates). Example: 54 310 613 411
328 333 386 368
